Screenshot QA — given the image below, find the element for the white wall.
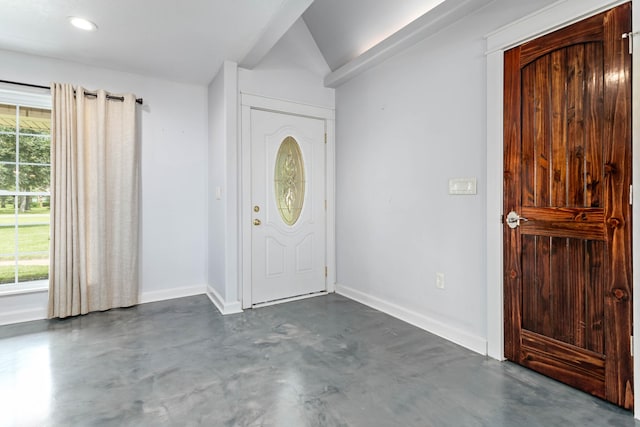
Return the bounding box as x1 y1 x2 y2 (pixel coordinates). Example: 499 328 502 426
334 0 557 354
207 61 242 314
239 18 335 108
208 64 227 300
0 49 209 324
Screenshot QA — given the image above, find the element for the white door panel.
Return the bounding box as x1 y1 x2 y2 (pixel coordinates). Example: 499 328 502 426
250 109 326 304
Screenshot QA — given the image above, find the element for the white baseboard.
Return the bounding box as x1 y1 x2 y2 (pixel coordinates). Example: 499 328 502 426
0 284 207 326
139 284 205 304
336 283 487 355
206 285 243 315
0 307 48 326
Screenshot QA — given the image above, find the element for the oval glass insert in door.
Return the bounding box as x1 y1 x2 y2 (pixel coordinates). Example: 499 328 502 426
274 136 305 226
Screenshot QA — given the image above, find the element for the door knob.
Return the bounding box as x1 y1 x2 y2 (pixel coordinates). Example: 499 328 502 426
506 211 528 229
253 219 262 226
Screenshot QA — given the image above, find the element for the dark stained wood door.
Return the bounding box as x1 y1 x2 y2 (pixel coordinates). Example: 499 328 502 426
503 3 633 409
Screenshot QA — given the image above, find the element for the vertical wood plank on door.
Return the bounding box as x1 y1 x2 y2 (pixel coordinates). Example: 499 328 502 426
550 237 566 342
521 61 538 341
602 2 633 408
503 46 523 362
551 49 568 207
522 235 537 332
538 236 552 336
586 240 605 354
522 239 552 338
584 41 605 357
535 57 551 207
567 44 586 207
522 64 536 207
584 43 604 209
568 238 586 348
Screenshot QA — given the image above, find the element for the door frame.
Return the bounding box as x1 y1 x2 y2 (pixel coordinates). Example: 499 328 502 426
485 0 640 414
240 93 336 309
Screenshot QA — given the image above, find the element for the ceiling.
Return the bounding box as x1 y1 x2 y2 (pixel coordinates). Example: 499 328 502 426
0 0 292 85
302 0 446 71
0 0 455 85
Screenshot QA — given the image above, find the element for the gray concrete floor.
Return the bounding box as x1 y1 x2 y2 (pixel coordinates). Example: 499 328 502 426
0 294 638 427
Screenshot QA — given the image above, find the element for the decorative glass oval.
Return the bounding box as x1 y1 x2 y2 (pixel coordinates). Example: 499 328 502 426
274 136 305 226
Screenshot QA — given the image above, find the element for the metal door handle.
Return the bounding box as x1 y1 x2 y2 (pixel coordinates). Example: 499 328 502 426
253 219 261 226
506 211 528 229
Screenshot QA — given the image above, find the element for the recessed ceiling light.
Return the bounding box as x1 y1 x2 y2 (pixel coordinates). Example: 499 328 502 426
69 17 98 31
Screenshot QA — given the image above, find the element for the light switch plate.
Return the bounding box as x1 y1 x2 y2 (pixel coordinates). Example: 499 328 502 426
448 177 477 195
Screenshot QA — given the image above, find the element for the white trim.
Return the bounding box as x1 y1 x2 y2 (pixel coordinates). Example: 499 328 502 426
0 284 209 326
0 306 47 326
324 0 493 88
252 291 328 308
485 0 639 417
206 285 243 315
336 283 487 355
325 118 336 293
0 86 51 108
240 93 335 119
0 191 50 197
485 0 628 54
239 93 336 309
0 280 48 297
486 50 505 361
240 101 252 309
632 1 640 416
138 285 205 304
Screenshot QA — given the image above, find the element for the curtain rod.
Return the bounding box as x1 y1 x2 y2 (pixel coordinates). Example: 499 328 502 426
0 79 144 105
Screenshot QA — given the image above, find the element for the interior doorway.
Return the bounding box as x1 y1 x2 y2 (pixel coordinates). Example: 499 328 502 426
502 3 632 408
240 94 336 309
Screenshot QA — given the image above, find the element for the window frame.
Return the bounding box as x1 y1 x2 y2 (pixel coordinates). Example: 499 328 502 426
0 86 51 295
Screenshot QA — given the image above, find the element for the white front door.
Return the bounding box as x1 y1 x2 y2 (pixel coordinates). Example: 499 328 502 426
250 109 326 305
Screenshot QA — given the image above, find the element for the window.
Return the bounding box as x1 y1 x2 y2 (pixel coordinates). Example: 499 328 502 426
0 89 51 293
274 136 305 226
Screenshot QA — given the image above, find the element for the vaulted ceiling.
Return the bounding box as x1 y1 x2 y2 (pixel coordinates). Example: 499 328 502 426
0 0 458 85
302 0 446 71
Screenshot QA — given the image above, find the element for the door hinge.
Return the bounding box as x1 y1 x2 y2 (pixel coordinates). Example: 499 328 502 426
324 133 327 144
622 32 638 54
325 266 328 277
631 335 634 357
500 214 504 224
630 185 633 205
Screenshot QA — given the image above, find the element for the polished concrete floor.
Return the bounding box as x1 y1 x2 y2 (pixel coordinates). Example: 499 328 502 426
0 294 638 427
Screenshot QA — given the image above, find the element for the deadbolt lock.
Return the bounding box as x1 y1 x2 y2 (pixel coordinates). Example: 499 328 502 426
254 206 260 213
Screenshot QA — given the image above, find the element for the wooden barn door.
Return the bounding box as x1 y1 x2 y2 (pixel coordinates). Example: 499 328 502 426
503 3 633 408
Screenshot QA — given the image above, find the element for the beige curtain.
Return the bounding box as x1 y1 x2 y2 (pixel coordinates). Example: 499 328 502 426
48 83 139 318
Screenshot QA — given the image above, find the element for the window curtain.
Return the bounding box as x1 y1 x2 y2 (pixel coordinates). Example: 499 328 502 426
48 83 139 318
